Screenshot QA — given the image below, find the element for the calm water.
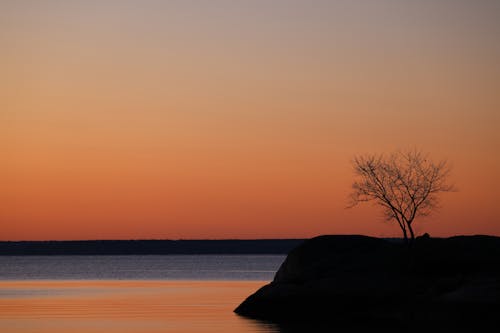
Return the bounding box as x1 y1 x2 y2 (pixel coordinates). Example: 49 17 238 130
0 255 285 280
0 255 285 333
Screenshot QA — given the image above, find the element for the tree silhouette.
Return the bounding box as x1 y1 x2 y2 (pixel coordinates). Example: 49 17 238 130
349 149 455 244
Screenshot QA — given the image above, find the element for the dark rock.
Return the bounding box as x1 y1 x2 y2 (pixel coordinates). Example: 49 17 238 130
235 235 500 329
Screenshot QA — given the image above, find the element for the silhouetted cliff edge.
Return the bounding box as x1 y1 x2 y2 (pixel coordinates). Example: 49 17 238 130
235 235 500 329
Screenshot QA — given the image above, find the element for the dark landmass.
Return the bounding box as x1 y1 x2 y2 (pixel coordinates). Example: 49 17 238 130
235 235 500 330
0 239 305 255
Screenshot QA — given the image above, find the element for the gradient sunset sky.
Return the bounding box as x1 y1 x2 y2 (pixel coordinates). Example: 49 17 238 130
2 1 499 240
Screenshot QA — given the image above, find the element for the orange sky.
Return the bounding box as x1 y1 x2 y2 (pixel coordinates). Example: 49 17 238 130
1 1 499 240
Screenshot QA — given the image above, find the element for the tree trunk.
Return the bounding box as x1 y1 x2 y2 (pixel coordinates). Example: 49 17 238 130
401 227 408 245
408 223 415 245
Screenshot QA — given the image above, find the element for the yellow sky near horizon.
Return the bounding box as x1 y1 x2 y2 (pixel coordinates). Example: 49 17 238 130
1 0 499 240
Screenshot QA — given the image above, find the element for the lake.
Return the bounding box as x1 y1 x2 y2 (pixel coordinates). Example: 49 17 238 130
0 255 285 333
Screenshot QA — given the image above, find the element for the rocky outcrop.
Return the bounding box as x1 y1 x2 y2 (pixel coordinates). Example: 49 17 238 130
235 235 500 329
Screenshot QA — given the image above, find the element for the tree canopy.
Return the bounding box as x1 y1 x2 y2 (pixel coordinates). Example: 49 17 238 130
349 149 455 244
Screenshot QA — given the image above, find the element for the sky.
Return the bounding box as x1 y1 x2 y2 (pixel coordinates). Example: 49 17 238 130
1 0 499 240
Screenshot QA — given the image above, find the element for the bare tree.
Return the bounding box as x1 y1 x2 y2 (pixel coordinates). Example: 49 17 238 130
349 149 455 244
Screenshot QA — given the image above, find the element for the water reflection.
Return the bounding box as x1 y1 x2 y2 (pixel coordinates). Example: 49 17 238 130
0 280 281 333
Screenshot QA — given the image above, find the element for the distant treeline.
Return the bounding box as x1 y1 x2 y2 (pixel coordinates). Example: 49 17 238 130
0 239 305 255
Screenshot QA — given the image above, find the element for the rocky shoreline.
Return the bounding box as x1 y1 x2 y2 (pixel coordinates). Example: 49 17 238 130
235 235 500 329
